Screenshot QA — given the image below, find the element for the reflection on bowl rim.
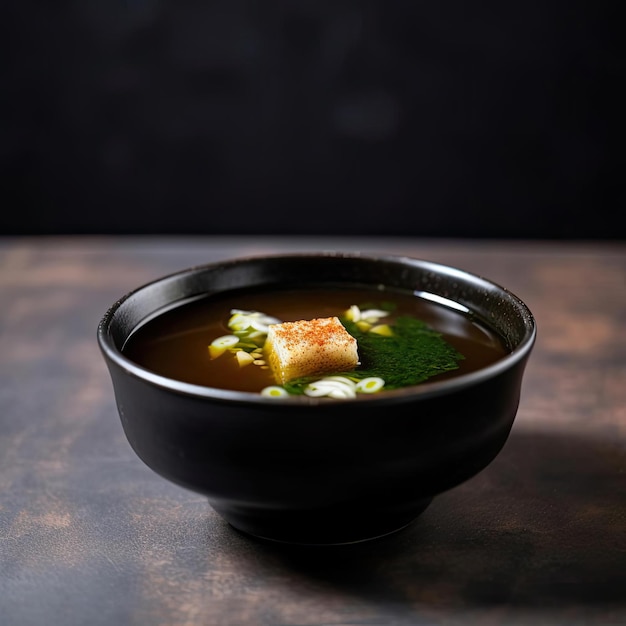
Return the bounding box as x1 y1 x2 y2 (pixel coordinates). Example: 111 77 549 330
97 252 537 406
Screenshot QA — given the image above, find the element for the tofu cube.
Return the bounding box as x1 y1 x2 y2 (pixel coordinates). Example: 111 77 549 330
265 317 359 384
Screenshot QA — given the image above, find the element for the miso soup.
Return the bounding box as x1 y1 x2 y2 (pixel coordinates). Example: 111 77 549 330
122 285 509 396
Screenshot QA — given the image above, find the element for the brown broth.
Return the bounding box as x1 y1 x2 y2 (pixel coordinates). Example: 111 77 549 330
122 285 509 393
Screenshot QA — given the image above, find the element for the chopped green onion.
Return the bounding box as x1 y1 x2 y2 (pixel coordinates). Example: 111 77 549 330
360 309 390 323
236 351 255 367
369 324 394 337
343 305 390 333
261 386 289 398
229 309 281 335
209 334 240 359
304 376 357 399
344 305 361 322
211 334 239 347
355 377 385 393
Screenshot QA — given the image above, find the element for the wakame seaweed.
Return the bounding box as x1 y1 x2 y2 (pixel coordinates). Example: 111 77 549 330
283 315 465 394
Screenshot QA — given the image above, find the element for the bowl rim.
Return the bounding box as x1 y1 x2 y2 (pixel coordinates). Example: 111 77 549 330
97 252 537 406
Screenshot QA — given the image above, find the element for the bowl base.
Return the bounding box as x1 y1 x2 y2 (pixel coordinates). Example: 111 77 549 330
210 497 433 546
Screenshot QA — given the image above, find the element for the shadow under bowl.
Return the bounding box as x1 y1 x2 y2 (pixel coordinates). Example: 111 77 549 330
97 253 536 545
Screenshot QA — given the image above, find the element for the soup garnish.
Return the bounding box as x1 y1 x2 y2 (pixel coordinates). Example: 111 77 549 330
208 302 465 398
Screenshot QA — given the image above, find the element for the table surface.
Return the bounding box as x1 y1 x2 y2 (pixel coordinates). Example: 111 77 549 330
1 236 625 626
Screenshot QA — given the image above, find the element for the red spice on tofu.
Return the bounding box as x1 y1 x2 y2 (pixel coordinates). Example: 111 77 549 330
265 317 359 384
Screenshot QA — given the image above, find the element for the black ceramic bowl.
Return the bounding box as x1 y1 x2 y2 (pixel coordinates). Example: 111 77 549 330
98 253 536 545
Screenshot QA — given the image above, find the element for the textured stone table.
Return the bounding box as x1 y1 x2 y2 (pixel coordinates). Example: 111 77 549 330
1 236 625 626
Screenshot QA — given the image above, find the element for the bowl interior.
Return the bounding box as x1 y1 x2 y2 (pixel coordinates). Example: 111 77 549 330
99 253 536 400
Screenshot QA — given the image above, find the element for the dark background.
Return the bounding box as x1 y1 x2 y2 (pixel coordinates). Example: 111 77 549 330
2 1 623 238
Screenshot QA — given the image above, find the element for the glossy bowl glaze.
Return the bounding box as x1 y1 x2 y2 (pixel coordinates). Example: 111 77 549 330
97 253 536 545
